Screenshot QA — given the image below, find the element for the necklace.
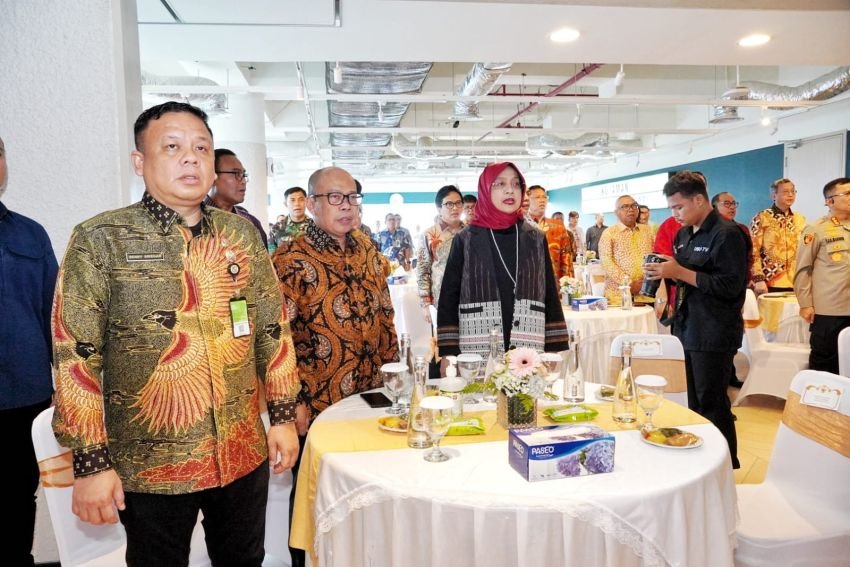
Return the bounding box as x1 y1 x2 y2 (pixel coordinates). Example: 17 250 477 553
489 225 519 295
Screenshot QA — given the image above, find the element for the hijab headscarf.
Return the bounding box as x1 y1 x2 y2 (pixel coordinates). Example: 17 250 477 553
471 162 527 230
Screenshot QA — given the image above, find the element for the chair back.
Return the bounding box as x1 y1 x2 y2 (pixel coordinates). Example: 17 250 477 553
838 327 850 378
609 334 687 396
32 407 126 566
767 370 850 510
742 289 766 348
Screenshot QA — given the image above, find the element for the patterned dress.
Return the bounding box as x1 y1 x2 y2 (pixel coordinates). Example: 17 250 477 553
750 206 806 289
416 221 464 308
598 222 654 303
52 193 299 493
273 220 399 422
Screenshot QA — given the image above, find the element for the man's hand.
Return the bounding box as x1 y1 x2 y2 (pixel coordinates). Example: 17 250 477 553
267 422 300 474
799 306 815 324
295 403 310 437
629 279 642 296
439 357 450 376
754 281 768 296
72 469 125 525
421 305 432 325
644 254 676 280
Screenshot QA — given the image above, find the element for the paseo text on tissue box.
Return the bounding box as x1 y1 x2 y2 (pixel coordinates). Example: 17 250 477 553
509 424 615 482
571 296 608 311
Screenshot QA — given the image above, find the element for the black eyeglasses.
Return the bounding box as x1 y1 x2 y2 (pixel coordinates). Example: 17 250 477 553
718 200 740 207
441 200 463 209
828 190 850 200
618 203 639 211
311 192 363 206
217 170 248 181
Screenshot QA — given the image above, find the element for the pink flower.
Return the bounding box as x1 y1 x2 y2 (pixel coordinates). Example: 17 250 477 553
508 347 540 378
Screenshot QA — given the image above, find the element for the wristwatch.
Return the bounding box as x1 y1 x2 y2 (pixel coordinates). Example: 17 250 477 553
655 297 667 305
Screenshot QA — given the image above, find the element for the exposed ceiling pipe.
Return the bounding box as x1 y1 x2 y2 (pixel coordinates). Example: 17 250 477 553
495 64 603 129
452 62 513 121
711 66 850 123
141 70 228 115
293 62 321 155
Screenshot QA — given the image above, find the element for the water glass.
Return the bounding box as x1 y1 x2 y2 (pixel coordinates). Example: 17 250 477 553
381 362 410 415
456 353 483 403
419 396 454 462
635 374 667 430
539 352 563 400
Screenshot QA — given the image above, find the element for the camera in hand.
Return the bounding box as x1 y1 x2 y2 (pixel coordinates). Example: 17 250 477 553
639 253 665 297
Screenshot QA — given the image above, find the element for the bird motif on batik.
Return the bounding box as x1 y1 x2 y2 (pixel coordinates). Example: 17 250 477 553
132 227 252 435
52 270 104 445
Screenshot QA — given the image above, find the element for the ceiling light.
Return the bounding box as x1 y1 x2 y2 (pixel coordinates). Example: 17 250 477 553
614 64 625 88
738 34 771 47
549 27 581 43
333 61 343 84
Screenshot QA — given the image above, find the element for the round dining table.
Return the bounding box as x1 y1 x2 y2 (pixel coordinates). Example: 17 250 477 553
757 292 810 344
563 305 658 384
289 384 737 567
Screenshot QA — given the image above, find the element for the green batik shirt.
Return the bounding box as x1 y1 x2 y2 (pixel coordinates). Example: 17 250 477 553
52 192 299 494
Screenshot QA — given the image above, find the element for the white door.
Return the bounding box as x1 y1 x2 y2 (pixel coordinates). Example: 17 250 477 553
784 132 847 222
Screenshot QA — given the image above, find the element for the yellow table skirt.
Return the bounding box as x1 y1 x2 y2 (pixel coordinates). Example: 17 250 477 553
758 295 798 334
290 402 709 558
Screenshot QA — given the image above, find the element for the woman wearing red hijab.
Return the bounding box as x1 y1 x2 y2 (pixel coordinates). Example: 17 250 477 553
437 162 569 357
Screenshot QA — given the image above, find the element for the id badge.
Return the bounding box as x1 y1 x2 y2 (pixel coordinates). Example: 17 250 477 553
229 297 250 338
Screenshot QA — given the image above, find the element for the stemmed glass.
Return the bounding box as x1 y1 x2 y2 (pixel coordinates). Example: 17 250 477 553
635 374 667 431
419 396 454 462
539 352 563 400
456 353 483 403
381 362 410 415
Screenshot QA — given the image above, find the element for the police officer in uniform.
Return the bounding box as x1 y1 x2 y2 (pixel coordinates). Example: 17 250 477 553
793 177 850 374
645 171 748 470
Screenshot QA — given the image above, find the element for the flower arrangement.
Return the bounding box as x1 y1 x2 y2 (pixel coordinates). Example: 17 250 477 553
559 276 581 297
490 347 548 398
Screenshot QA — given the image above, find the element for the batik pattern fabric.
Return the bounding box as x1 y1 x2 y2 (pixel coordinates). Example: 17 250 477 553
376 229 413 265
534 217 574 279
416 221 464 308
273 220 399 423
52 193 299 494
598 222 654 298
750 206 806 288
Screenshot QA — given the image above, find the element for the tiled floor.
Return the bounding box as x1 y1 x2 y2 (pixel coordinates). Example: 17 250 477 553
729 389 786 485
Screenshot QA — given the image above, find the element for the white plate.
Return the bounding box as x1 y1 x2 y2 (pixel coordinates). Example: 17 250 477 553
377 416 407 433
595 387 615 402
640 429 703 450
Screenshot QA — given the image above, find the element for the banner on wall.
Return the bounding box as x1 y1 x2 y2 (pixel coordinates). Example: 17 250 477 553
581 172 669 213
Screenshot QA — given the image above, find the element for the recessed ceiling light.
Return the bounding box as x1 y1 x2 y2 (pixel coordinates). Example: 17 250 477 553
550 27 581 43
738 34 771 47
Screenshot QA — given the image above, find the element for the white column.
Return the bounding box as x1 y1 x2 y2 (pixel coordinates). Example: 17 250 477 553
208 94 270 230
0 0 142 255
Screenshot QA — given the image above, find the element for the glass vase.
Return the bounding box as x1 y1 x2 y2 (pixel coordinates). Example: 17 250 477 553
497 392 538 429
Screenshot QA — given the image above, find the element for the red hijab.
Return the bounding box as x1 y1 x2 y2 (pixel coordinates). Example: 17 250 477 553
471 162 527 230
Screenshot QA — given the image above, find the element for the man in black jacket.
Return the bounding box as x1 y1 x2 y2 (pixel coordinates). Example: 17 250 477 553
645 171 747 469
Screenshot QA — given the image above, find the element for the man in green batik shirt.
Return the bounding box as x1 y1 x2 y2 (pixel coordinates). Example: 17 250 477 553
268 186 310 251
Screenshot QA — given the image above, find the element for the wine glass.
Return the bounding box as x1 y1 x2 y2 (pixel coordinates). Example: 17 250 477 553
381 362 410 415
635 374 667 431
539 352 563 400
419 396 454 462
456 353 483 403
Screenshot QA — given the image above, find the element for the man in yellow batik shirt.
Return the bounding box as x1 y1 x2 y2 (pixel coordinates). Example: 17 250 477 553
598 194 654 305
750 178 806 293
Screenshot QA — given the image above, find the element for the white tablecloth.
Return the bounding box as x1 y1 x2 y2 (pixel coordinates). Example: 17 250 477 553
757 294 810 344
563 306 658 385
308 390 737 567
388 280 432 358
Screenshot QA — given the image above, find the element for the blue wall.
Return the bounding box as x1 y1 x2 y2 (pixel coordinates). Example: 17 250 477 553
547 145 785 227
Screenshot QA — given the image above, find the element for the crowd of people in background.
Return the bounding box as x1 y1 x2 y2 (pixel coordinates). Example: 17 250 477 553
3 100 849 566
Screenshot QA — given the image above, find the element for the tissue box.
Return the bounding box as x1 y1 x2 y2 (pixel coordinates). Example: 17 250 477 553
508 424 615 482
571 296 608 311
386 275 408 285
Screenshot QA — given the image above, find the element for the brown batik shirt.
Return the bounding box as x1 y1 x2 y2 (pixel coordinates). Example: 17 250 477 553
272 220 399 422
52 192 299 494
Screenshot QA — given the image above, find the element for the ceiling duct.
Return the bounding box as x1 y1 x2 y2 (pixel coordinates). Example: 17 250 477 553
140 71 227 115
266 141 316 159
390 134 527 160
452 62 513 121
326 62 432 163
526 133 641 157
710 66 850 123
